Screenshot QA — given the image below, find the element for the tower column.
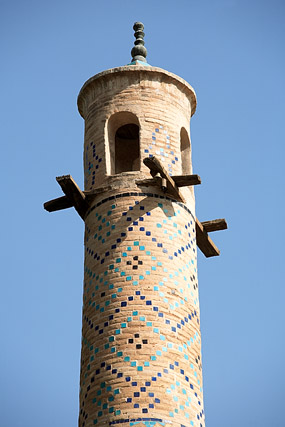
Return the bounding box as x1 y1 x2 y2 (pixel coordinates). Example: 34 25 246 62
77 64 205 427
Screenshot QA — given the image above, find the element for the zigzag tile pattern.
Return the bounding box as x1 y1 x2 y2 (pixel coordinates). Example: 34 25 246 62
79 194 204 427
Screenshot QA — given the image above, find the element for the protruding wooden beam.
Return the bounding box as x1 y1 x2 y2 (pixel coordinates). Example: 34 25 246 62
136 175 163 187
44 182 113 216
143 156 185 203
172 174 201 187
201 218 228 233
195 218 220 257
44 195 73 212
55 175 89 220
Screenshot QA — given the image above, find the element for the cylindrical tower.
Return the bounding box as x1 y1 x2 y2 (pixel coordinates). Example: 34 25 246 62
76 25 204 427
44 22 227 427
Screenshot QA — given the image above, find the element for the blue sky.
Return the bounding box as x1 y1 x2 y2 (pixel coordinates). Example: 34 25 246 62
1 0 285 426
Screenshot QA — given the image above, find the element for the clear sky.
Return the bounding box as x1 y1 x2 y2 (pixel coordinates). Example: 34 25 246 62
1 0 285 426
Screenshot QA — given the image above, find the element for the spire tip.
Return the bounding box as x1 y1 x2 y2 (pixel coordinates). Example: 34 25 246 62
131 21 147 63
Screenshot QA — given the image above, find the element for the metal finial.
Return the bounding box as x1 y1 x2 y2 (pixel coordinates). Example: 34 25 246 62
131 21 147 63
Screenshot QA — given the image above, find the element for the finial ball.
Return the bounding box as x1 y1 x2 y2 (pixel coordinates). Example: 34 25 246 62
133 22 144 31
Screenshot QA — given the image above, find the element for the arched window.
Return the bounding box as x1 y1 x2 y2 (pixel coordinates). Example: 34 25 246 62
180 127 191 175
107 112 140 175
115 124 140 174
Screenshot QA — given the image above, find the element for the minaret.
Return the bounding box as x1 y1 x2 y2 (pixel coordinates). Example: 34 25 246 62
45 22 227 427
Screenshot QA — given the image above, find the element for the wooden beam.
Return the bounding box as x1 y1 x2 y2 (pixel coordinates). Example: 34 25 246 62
44 183 111 215
201 218 228 233
44 195 73 212
172 174 201 187
56 175 89 220
143 156 185 203
195 218 220 257
135 175 163 187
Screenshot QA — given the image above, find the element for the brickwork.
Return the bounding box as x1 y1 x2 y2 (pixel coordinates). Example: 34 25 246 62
77 66 196 200
77 66 205 427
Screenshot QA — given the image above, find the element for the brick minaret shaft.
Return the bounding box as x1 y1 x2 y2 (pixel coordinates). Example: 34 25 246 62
44 22 227 427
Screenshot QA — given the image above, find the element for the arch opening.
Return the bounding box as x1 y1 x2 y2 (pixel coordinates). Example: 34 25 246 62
180 127 191 175
115 124 140 174
107 112 140 175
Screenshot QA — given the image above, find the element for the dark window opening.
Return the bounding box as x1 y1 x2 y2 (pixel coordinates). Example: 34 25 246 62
115 124 140 174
